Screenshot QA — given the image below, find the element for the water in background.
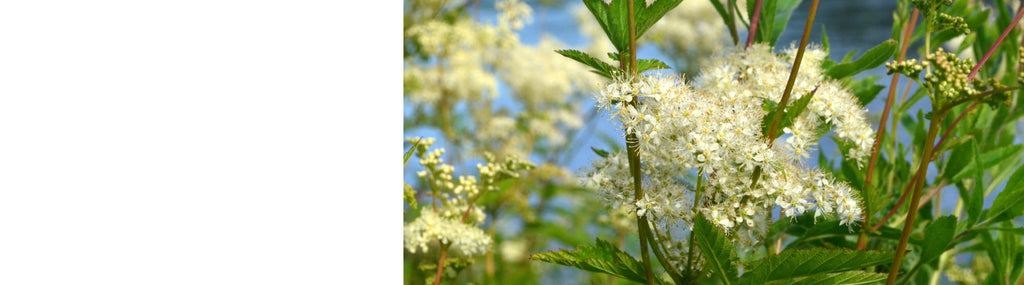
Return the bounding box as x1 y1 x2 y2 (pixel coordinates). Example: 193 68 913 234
404 1 1024 282
403 0 996 218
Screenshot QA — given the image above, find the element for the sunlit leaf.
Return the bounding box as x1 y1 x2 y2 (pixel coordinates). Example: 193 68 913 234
694 215 740 285
556 49 620 79
786 271 888 285
826 39 898 79
530 239 658 284
738 249 894 285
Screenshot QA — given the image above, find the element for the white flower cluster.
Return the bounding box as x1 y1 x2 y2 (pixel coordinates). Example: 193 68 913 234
491 36 599 149
404 137 534 257
497 0 532 32
584 44 871 246
702 44 874 163
406 0 599 158
404 19 501 105
405 208 492 257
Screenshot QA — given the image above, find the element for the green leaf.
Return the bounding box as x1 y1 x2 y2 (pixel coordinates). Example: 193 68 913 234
582 0 684 55
582 0 628 52
761 89 816 140
760 100 779 137
404 137 421 166
997 222 1019 281
556 49 619 79
955 32 977 55
979 230 1009 285
821 25 830 52
897 87 928 115
918 216 957 266
781 90 815 127
970 227 1024 235
825 39 898 79
607 51 621 61
609 52 672 73
770 0 803 46
782 217 856 249
694 215 739 285
738 249 895 285
591 146 610 158
638 58 672 73
968 139 986 226
840 49 858 63
634 0 685 39
983 163 1024 224
708 0 731 32
850 76 884 107
935 134 974 158
747 0 777 45
786 271 888 285
950 144 1024 182
530 239 654 284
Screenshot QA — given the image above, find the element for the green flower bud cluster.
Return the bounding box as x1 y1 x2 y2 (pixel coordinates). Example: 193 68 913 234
972 78 1010 108
933 12 969 35
1018 47 1024 86
911 0 952 14
923 48 978 106
886 58 924 78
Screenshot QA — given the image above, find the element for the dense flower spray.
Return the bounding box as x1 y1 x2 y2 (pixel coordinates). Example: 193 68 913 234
584 44 872 253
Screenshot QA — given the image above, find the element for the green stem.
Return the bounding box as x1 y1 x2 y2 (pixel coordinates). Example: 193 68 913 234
623 0 653 283
645 225 685 284
885 110 946 285
726 0 739 45
629 139 655 285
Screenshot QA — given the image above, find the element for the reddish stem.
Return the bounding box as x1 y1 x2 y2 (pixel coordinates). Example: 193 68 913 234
874 164 921 230
746 0 763 49
968 2 1024 80
872 3 1024 231
433 242 450 285
856 8 919 245
872 101 974 231
917 180 948 210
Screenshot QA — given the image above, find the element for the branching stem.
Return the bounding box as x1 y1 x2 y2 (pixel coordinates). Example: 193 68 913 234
969 2 1024 80
856 7 919 250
